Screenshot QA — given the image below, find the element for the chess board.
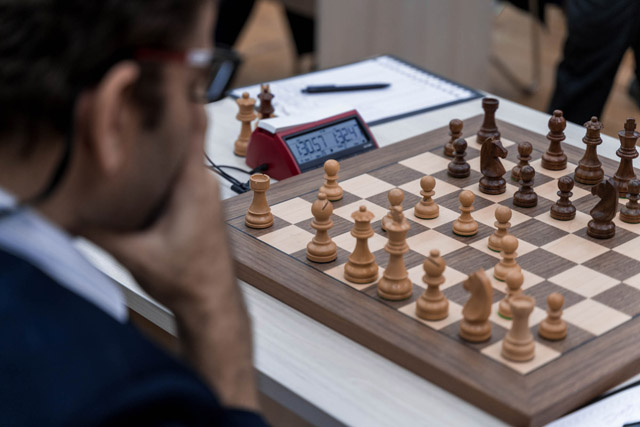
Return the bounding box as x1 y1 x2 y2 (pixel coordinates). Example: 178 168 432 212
223 115 640 426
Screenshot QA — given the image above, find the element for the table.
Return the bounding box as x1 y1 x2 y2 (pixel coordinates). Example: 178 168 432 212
78 95 640 426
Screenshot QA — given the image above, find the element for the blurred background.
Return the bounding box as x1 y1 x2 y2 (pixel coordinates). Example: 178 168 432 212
215 0 639 138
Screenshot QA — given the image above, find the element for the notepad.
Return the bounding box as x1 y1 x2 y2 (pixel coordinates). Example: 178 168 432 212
229 55 481 126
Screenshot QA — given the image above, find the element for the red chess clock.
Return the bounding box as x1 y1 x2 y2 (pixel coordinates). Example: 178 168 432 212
245 110 378 180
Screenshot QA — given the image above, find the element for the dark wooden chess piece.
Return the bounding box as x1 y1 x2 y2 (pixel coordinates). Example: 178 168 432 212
611 118 639 197
511 141 532 182
541 110 568 170
448 138 471 178
479 137 508 195
620 179 640 224
445 119 463 157
575 117 605 185
257 83 275 119
513 165 537 208
587 178 617 239
476 97 500 146
550 176 576 221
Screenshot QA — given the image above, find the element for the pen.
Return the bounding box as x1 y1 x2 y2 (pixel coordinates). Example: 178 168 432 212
302 83 390 94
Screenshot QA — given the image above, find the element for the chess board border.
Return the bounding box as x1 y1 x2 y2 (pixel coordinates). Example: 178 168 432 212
223 115 640 426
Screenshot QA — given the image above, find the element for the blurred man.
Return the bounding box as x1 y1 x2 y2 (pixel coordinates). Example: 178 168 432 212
0 0 265 425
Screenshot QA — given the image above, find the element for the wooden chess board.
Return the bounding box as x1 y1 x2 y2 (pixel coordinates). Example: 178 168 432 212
223 115 640 426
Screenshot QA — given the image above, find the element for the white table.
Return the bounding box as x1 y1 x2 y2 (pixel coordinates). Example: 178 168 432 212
79 95 640 426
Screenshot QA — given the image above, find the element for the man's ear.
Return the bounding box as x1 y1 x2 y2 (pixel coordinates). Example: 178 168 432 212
81 61 141 176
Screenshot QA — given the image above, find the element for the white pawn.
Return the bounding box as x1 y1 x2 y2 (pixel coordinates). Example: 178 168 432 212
488 205 512 252
538 293 567 340
414 176 439 219
498 269 523 319
452 190 478 236
319 159 343 201
494 235 521 282
382 188 405 231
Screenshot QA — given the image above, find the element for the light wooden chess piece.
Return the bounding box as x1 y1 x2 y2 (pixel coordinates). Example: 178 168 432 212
344 206 379 284
377 206 412 301
498 269 524 319
245 174 274 229
488 205 512 252
414 176 439 219
306 192 337 263
452 190 478 236
382 188 405 231
319 159 343 201
459 270 493 342
494 235 521 282
501 295 536 362
538 293 567 341
233 92 257 157
416 249 449 321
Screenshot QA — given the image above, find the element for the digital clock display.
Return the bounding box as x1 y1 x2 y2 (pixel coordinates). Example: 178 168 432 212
283 117 374 172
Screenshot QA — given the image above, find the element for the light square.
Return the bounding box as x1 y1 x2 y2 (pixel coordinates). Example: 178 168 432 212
469 237 537 260
534 210 591 233
613 236 640 256
325 262 382 290
333 230 387 254
406 230 466 256
398 300 463 330
258 225 315 254
462 183 518 203
399 152 450 175
485 267 544 291
563 299 631 335
269 197 313 224
339 174 396 199
541 234 609 264
481 340 561 374
403 206 459 229
489 300 547 330
399 177 459 199
613 216 640 234
333 200 389 223
624 272 640 290
549 265 620 298
467 157 517 177
408 264 467 290
535 179 590 203
473 204 532 228
529 159 577 179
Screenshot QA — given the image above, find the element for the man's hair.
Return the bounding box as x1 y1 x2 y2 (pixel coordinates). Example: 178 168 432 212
0 0 206 147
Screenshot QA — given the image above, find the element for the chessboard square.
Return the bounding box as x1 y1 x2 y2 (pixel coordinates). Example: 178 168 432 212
549 265 620 298
407 263 467 291
227 214 290 238
499 196 555 218
481 340 561 375
473 204 531 228
592 283 640 317
486 267 544 292
366 189 422 212
298 189 362 208
443 281 505 306
489 300 547 329
294 214 353 237
372 248 424 270
533 322 596 354
398 176 460 199
624 272 640 290
434 220 495 244
534 179 591 203
435 190 494 213
509 218 569 247
572 226 638 250
258 225 315 254
367 163 425 187
530 159 578 179
406 230 466 257
467 156 517 175
333 229 387 254
563 299 631 335
403 206 459 229
462 183 518 203
582 250 640 282
290 246 351 272
534 210 591 233
363 282 423 310
325 263 381 290
517 249 577 279
269 197 313 224
525 280 586 310
432 168 484 190
468 237 537 260
572 194 596 215
339 174 396 199
399 152 451 175
443 246 500 275
398 300 463 330
440 319 508 351
333 200 389 224
614 216 640 233
541 234 608 264
612 236 640 256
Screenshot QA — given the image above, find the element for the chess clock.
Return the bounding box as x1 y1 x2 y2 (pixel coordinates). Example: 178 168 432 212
245 110 378 180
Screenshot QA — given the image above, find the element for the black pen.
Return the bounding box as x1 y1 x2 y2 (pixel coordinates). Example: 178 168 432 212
301 83 390 94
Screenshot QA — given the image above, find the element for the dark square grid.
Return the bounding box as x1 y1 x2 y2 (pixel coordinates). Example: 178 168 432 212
363 282 423 311
572 227 638 250
367 163 426 187
444 282 505 306
434 221 495 245
582 251 640 282
592 283 640 317
366 190 422 212
371 217 430 239
299 189 361 208
499 196 555 217
531 322 596 355
525 280 586 310
290 246 352 272
227 214 291 238
442 246 499 275
433 169 484 190
572 194 597 215
429 142 481 162
440 320 508 351
295 214 354 237
509 218 569 247
435 189 494 213
517 248 577 279
372 248 425 270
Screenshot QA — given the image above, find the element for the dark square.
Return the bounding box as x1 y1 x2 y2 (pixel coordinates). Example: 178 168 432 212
444 282 505 306
443 246 499 275
434 221 495 244
368 163 426 187
366 189 422 212
509 218 568 247
572 194 597 215
499 196 554 217
525 280 585 310
299 190 361 209
528 172 555 188
435 189 494 213
226 214 291 238
572 227 638 250
372 248 424 270
531 323 596 354
370 217 430 239
290 246 351 272
432 168 484 190
518 249 577 279
593 284 640 317
295 214 354 237
582 251 640 281
429 143 481 162
363 282 423 310
440 320 508 351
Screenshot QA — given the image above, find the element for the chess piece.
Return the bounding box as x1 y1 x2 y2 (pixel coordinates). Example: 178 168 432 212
306 192 338 263
382 188 405 231
245 174 274 229
550 176 576 221
541 110 568 170
452 190 478 236
477 97 500 146
611 118 639 197
415 249 449 321
377 207 412 301
414 176 439 219
501 295 536 362
459 270 493 342
511 141 532 182
587 178 617 239
498 269 524 319
257 84 275 119
574 117 605 185
319 159 343 201
448 138 471 178
620 179 640 224
488 205 512 252
344 206 379 283
479 137 508 195
445 119 463 157
538 293 567 341
234 92 257 157
513 165 538 208
494 235 521 282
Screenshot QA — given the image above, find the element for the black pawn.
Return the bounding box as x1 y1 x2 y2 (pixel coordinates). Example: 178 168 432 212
514 165 537 208
511 141 532 182
448 138 470 178
550 176 576 221
620 179 640 224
